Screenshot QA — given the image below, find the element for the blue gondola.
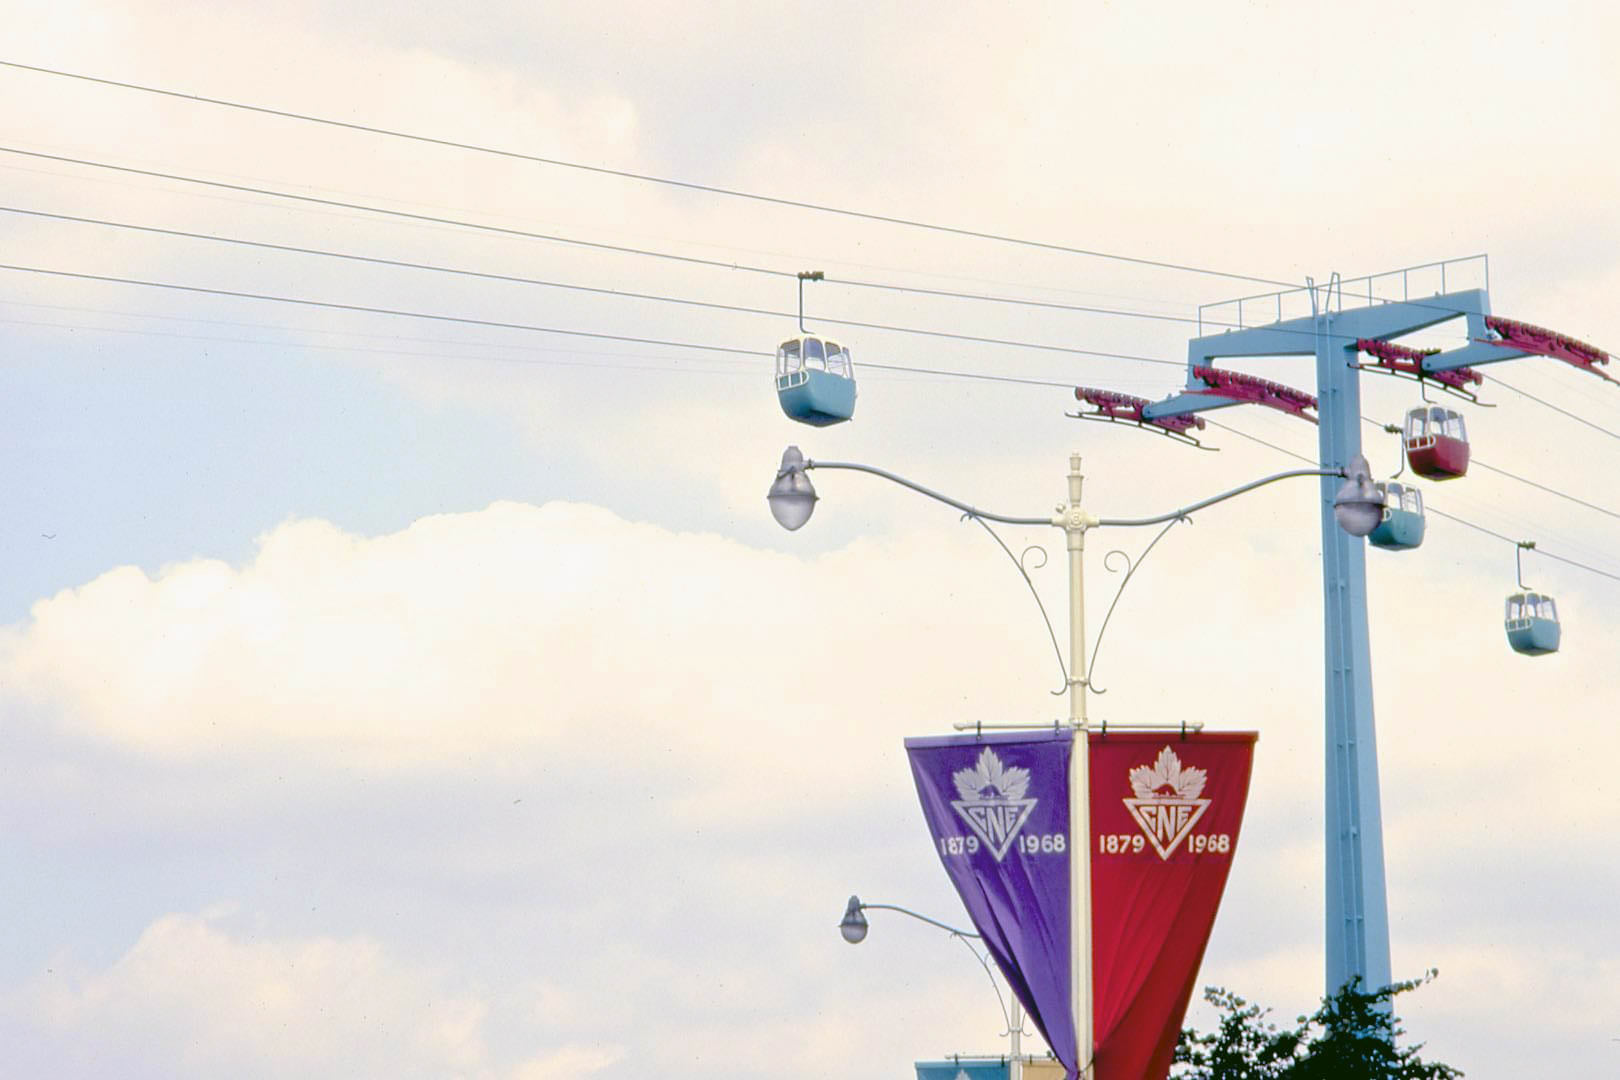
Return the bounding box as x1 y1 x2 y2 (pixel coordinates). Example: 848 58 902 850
776 335 857 426
1504 592 1560 656
1505 542 1560 655
1368 481 1425 551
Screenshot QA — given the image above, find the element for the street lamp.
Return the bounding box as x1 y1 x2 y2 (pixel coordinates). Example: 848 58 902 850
839 894 1031 1080
838 894 869 943
767 446 818 530
772 447 1361 1078
1331 454 1383 538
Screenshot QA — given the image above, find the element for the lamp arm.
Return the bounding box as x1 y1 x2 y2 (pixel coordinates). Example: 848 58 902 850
858 902 982 939
1096 467 1344 527
857 902 1010 1034
806 461 1346 530
805 460 1051 526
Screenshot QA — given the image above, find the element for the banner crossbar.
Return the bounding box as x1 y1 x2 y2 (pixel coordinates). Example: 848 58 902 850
950 720 1208 733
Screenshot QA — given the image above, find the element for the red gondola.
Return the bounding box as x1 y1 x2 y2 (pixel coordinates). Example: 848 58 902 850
1403 405 1469 479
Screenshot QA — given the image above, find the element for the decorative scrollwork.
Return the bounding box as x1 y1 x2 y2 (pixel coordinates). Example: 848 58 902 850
1102 548 1133 576
1086 515 1189 695
960 513 1069 696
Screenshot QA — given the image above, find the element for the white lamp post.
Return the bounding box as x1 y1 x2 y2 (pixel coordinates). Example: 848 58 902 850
773 448 1359 1078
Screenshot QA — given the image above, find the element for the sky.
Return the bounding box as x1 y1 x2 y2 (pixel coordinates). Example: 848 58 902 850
1 2 1618 1077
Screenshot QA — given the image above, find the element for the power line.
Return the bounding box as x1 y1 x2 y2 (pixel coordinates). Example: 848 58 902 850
0 203 793 310
3 294 1086 389
9 241 1607 430
834 274 1383 346
0 58 1300 289
1204 418 1316 463
13 201 1617 455
8 255 1619 581
0 295 664 355
0 313 754 376
0 145 794 279
1206 416 1620 586
0 261 769 358
862 363 1076 389
1470 461 1620 522
0 261 1110 393
0 204 1182 369
0 147 1262 319
9 90 1610 365
854 276 1617 366
1482 372 1620 443
1425 508 1620 584
0 151 1326 349
0 149 1525 359
1358 414 1620 523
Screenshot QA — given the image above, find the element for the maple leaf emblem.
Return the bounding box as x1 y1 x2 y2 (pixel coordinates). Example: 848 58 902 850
1128 746 1206 800
952 747 1031 802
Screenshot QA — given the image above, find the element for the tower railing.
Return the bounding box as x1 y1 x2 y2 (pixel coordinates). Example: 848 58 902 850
1196 255 1489 336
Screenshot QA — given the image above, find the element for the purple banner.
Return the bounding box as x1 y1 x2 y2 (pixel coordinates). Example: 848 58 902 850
906 731 1076 1077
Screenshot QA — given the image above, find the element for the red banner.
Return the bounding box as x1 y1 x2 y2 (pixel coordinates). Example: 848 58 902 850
1088 731 1257 1080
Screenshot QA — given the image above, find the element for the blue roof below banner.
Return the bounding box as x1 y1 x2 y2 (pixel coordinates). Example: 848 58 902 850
914 1059 1009 1080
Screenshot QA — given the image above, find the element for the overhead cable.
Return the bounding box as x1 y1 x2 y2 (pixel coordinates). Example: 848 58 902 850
0 261 1116 390
0 59 1298 289
7 259 1618 580
1426 508 1620 583
1469 461 1620 522
0 208 1183 368
1206 418 1620 586
1358 414 1620 523
8 69 1612 352
0 150 1531 356
0 313 754 376
1203 419 1315 463
834 274 1402 347
0 261 769 357
0 152 1252 355
0 145 794 278
1482 372 1620 443
0 154 1317 345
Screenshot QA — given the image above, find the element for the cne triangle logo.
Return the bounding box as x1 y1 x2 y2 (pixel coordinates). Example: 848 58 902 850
1122 746 1212 860
948 747 1039 862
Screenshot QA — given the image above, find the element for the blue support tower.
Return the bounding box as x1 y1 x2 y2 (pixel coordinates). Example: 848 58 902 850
1310 287 1392 997
1163 258 1526 995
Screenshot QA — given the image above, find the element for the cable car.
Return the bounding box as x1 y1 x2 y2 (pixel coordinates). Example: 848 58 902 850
1403 406 1469 479
1504 592 1560 656
776 335 857 426
1368 482 1425 551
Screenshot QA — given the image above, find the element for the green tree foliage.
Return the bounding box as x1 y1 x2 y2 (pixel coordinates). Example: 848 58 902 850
1173 971 1463 1080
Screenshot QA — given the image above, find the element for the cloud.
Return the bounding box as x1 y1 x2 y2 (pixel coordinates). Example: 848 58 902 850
4 911 627 1080
2 492 1617 1077
1 501 1054 774
510 1045 626 1080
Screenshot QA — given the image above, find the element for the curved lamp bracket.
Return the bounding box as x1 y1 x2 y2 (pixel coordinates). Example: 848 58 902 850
960 513 1069 697
1086 515 1189 695
841 897 1023 1035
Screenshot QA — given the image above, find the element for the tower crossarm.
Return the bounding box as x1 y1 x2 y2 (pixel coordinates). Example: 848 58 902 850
1192 365 1317 421
1074 386 1206 434
1357 338 1483 391
1419 340 1530 373
1140 366 1318 424
1478 315 1616 383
